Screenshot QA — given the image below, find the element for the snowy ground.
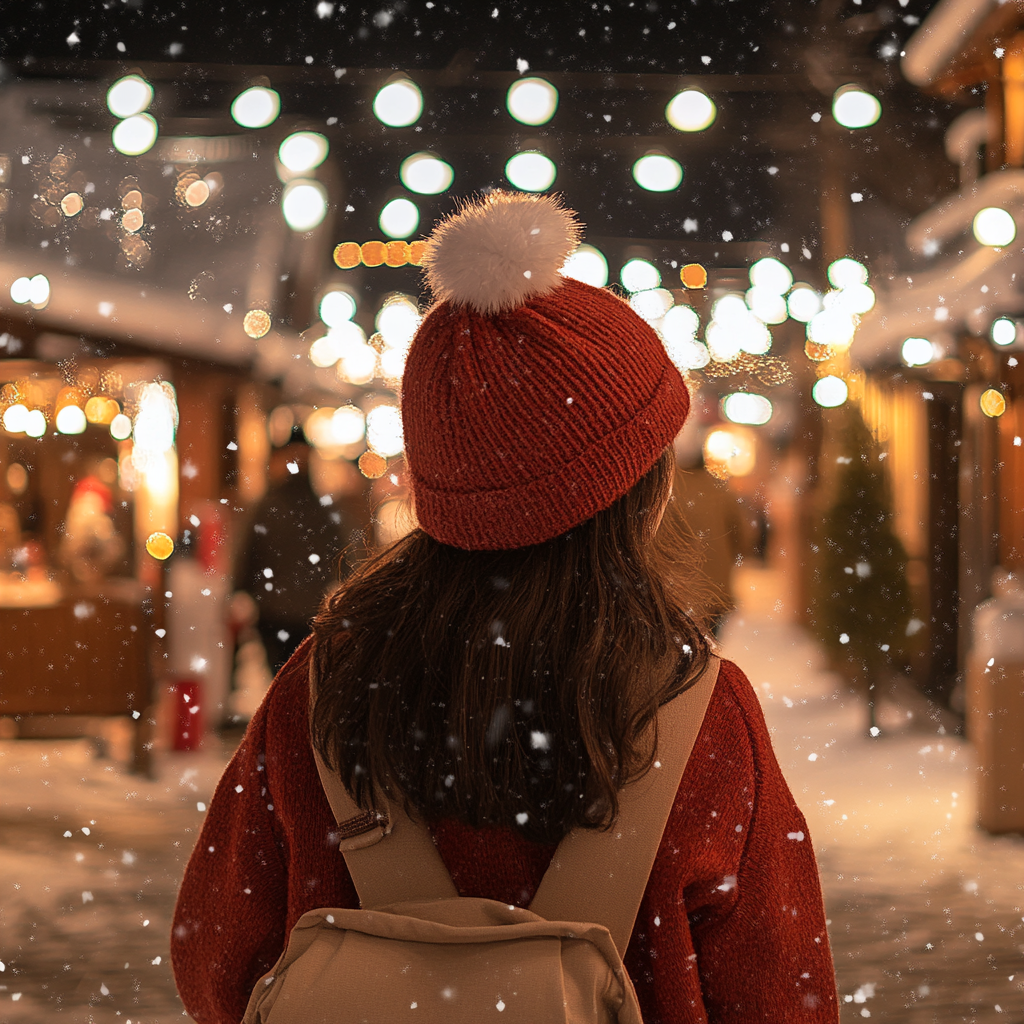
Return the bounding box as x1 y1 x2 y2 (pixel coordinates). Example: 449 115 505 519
720 607 1024 1024
0 738 228 1024
1 604 1023 1023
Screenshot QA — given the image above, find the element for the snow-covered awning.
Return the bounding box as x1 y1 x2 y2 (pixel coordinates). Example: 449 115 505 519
902 0 997 87
856 242 1023 364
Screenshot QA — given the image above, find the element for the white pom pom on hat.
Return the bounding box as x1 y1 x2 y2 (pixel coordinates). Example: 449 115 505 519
422 190 582 315
404 190 691 551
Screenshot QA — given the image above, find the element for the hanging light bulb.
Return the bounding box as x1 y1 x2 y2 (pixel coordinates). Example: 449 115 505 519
506 77 558 126
561 245 608 287
665 89 716 132
373 78 423 127
106 74 153 118
231 86 281 129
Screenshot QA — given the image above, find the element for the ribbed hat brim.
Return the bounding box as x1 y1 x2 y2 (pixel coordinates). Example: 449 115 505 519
412 359 689 550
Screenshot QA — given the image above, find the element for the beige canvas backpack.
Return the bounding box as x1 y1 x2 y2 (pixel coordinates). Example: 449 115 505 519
243 655 720 1024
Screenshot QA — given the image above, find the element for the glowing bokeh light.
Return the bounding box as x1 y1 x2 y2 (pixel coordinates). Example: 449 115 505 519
337 342 378 385
665 89 716 132
748 257 793 294
112 113 158 156
146 532 175 560
400 152 454 194
620 258 660 293
632 153 683 192
373 79 423 127
664 338 711 371
836 282 876 315
745 287 788 325
10 277 31 304
711 294 749 323
505 151 557 192
680 263 708 289
901 337 935 366
992 317 1017 346
706 321 743 362
812 376 849 407
737 316 772 355
832 85 882 129
630 288 674 323
320 290 357 327
704 426 757 477
243 309 272 339
827 258 869 289
3 404 28 433
506 77 559 126
24 409 46 438
379 347 407 380
359 450 388 479
55 404 87 435
787 285 823 322
366 404 405 457
109 413 132 440
231 87 281 129
309 334 344 368
379 198 420 239
980 388 1007 418
973 207 1017 247
722 392 773 426
278 132 329 174
661 304 700 343
133 383 177 453
561 244 609 287
107 75 153 118
282 179 328 231
808 309 858 349
85 396 118 425
376 296 420 349
332 405 366 445
28 274 50 308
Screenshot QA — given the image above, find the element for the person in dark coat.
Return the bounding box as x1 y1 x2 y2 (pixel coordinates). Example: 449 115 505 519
236 430 357 674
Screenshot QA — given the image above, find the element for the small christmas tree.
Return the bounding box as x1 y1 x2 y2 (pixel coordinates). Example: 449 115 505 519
810 405 914 734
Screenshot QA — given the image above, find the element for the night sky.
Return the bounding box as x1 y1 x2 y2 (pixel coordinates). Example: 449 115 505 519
0 1 960 315
0 1 939 75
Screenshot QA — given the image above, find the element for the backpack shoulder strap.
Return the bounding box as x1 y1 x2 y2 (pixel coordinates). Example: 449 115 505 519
309 660 458 909
529 654 721 957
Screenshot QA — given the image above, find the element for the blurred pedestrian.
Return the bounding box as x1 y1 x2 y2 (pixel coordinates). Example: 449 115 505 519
235 428 353 674
174 193 838 1023
673 451 743 636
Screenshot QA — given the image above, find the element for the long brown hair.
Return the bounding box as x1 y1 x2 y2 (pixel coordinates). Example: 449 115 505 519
310 446 711 845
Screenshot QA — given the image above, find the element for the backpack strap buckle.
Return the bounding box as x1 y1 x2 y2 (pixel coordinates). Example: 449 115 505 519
335 809 393 852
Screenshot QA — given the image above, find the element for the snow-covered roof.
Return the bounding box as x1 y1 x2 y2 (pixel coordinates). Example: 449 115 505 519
902 0 996 87
856 242 1023 364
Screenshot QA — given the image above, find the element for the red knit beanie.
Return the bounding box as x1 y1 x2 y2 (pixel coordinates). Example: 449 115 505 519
402 191 691 551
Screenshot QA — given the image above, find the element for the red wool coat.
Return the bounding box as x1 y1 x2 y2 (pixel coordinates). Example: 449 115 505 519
171 645 839 1023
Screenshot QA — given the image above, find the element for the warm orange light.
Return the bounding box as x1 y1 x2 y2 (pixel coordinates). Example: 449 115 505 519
60 192 83 217
680 263 708 289
385 240 410 267
56 386 86 411
361 241 387 267
980 388 1006 418
358 450 387 478
85 395 119 425
145 531 175 560
334 242 361 269
333 239 427 269
121 208 144 233
243 309 272 339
